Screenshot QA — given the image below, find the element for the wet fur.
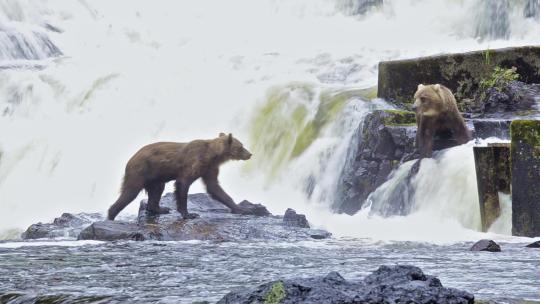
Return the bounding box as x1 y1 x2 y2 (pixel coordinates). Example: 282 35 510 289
413 84 471 158
107 133 252 220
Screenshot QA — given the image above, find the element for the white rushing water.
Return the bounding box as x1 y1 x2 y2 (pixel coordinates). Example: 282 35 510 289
1 0 540 242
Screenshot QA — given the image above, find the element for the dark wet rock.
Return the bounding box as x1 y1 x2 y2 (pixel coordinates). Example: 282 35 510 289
78 193 330 242
218 265 474 304
473 120 511 139
22 212 102 240
78 221 151 241
237 200 271 216
335 110 417 214
470 239 502 252
283 208 310 228
378 46 540 105
463 81 540 118
525 241 540 248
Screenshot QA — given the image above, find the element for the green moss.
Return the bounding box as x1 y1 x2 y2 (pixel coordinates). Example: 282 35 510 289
290 89 350 157
382 109 416 126
246 83 366 180
264 281 286 304
511 120 540 148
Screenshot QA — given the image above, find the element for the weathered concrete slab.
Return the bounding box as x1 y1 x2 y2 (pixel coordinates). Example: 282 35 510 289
378 46 540 104
511 120 540 237
473 144 510 232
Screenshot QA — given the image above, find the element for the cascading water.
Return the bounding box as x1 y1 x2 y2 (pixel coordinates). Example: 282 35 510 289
1 0 540 243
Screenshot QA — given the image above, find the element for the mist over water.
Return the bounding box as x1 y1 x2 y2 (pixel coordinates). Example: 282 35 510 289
1 0 540 242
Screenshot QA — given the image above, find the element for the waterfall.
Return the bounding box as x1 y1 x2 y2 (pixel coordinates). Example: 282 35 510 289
0 0 61 65
0 0 539 240
474 0 510 40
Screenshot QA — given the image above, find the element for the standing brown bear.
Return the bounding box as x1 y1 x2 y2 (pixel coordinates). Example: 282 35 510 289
107 133 252 220
413 84 471 158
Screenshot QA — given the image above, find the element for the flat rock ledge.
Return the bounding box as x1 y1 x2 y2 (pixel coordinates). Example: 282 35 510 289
218 265 474 304
65 193 329 242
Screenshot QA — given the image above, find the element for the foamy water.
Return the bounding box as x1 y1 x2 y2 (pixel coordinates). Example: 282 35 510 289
1 0 540 243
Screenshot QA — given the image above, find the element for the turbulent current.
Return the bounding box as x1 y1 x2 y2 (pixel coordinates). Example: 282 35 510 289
1 0 540 303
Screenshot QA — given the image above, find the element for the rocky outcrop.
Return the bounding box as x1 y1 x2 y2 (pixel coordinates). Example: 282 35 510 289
218 265 474 304
470 239 502 252
378 46 540 104
22 212 102 239
336 110 417 214
462 80 540 118
283 208 310 228
78 193 330 242
525 240 540 248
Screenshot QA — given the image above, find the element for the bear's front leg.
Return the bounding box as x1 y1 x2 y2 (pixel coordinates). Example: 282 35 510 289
174 179 200 219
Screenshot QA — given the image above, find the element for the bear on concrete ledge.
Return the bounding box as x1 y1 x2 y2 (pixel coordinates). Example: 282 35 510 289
413 84 471 158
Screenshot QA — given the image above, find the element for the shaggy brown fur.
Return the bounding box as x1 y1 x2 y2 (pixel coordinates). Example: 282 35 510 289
107 133 252 220
413 84 471 158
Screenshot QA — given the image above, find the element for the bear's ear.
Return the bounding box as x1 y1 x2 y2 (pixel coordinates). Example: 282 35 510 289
434 84 441 92
228 133 233 145
219 132 226 137
418 84 424 90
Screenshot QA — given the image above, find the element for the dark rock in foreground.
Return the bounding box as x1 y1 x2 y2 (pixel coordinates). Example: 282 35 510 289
470 239 502 252
525 241 540 248
218 265 474 304
283 208 310 228
22 213 103 239
78 193 330 242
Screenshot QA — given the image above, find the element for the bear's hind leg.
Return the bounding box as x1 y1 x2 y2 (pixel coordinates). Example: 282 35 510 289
108 186 142 220
145 182 170 215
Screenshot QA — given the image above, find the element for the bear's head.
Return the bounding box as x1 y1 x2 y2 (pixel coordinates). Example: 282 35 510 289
219 133 252 161
413 84 445 117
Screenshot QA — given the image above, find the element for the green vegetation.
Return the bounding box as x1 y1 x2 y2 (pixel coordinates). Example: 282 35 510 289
264 281 286 304
483 48 491 65
479 66 519 94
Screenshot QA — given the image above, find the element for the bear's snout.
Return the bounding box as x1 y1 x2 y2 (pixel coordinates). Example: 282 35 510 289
241 149 252 160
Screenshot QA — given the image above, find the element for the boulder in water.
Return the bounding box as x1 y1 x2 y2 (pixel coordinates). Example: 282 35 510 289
22 212 103 240
78 193 330 242
470 239 502 252
217 265 474 304
282 208 310 228
525 240 540 248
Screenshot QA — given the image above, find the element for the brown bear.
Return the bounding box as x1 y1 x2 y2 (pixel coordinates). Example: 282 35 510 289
413 84 471 158
107 133 252 220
